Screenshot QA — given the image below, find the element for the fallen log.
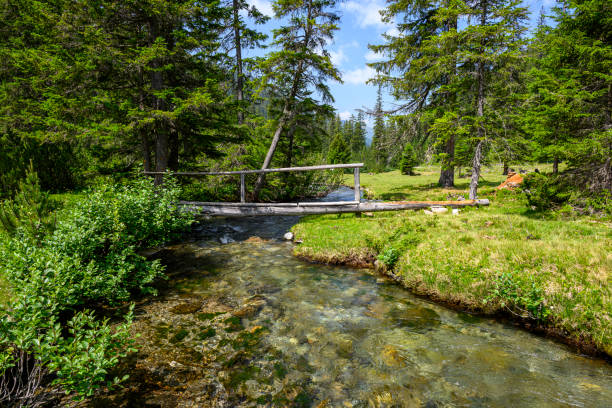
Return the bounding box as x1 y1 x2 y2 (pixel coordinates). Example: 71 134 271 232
180 199 489 217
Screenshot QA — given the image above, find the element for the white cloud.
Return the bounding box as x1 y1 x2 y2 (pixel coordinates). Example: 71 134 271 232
364 50 380 62
329 49 347 66
339 111 352 120
343 66 376 85
249 0 274 17
341 1 390 29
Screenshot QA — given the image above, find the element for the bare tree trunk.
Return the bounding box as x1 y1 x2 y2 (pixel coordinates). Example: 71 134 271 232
252 4 313 201
139 87 152 172
168 131 179 170
553 157 559 174
252 104 293 199
502 162 508 175
233 0 244 125
469 0 488 200
154 128 168 186
438 134 455 187
438 8 457 188
141 132 152 172
285 121 297 168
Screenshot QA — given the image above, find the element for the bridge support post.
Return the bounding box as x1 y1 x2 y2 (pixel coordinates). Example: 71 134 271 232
354 167 361 218
240 174 246 203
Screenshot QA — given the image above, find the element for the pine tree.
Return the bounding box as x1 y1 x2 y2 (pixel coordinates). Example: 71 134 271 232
327 132 350 164
350 112 367 161
523 0 611 185
225 0 270 124
370 0 459 186
371 86 386 172
252 0 341 200
400 143 417 175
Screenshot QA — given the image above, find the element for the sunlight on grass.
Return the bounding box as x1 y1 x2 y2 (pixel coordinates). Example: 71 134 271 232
296 165 612 355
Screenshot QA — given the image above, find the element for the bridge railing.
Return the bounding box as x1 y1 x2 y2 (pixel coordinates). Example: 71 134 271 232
144 163 364 203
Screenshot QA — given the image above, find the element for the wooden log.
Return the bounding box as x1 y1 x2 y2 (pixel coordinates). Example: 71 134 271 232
182 199 489 217
144 163 364 177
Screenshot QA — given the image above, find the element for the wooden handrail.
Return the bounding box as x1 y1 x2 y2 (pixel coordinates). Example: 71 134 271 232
143 163 364 176
145 163 363 204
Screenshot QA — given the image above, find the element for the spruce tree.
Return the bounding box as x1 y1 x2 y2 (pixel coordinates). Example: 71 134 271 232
327 132 350 164
350 112 367 160
371 86 386 172
252 0 341 199
400 143 417 175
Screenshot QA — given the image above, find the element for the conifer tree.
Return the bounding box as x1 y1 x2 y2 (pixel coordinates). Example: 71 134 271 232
400 143 417 175
327 132 350 164
350 112 367 161
252 0 341 200
371 86 386 172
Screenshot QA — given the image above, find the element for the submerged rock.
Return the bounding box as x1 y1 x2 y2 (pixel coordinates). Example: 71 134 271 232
170 302 202 315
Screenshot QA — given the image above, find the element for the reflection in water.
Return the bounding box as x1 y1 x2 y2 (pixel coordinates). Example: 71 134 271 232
92 188 612 407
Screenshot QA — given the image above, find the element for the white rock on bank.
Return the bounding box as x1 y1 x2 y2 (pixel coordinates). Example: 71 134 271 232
283 232 294 241
430 206 448 214
219 236 235 244
452 208 460 215
423 209 434 215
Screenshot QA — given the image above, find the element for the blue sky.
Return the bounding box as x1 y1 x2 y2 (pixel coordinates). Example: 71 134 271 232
247 0 556 129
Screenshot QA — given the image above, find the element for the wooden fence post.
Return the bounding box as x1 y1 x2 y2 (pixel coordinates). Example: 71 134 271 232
240 174 246 203
354 167 361 217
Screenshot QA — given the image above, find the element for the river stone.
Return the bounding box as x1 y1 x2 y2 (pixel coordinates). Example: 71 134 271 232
283 231 294 240
219 235 235 244
381 345 405 367
170 302 202 314
430 206 448 213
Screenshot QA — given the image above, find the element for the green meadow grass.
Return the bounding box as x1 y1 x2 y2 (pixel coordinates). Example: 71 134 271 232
293 165 611 355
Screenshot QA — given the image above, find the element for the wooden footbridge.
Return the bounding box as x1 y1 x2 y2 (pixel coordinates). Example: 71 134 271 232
145 163 488 217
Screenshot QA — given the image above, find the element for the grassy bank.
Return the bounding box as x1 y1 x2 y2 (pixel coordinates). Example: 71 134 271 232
292 166 611 357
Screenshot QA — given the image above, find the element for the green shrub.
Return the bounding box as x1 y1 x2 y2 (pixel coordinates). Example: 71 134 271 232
0 176 193 404
485 271 549 321
522 172 572 210
377 247 400 269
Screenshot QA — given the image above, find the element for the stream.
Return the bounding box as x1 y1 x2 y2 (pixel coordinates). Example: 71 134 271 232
91 188 612 408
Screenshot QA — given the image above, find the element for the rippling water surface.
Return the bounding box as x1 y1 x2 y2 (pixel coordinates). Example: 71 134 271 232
96 188 612 407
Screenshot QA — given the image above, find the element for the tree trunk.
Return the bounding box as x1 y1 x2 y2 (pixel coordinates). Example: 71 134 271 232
553 157 559 174
141 132 152 172
502 162 508 175
438 8 457 188
252 6 312 201
154 128 168 186
469 0 487 200
285 121 297 168
438 134 455 187
168 131 179 171
138 87 152 172
233 0 244 125
149 19 169 186
252 104 292 200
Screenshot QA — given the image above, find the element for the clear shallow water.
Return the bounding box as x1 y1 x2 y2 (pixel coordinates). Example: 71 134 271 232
94 188 612 407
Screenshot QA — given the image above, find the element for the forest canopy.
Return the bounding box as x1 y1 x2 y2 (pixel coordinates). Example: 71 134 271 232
0 0 609 202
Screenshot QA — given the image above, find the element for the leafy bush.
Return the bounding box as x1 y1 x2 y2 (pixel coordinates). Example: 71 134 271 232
485 271 549 321
377 247 400 269
522 172 572 210
0 176 193 404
